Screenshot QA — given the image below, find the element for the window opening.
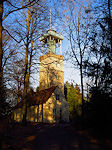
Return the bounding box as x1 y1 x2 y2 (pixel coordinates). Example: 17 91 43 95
56 74 58 79
56 94 60 100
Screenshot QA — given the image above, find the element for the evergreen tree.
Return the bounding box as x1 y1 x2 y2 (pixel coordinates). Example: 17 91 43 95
65 82 82 120
84 0 112 129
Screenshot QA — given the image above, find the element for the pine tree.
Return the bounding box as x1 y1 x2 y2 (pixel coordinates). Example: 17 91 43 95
65 82 82 120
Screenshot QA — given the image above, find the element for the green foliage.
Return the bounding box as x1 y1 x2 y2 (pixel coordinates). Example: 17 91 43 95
65 82 82 120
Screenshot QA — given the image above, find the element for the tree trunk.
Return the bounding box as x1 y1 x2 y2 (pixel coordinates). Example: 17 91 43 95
22 7 31 125
41 103 43 122
80 63 84 116
22 25 33 125
0 0 3 100
78 16 84 117
22 39 29 125
37 104 39 122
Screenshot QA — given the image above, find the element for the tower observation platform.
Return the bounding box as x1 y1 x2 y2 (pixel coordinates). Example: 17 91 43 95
40 29 63 55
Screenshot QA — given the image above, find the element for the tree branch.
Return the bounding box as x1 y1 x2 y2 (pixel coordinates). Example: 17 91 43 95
2 0 38 21
3 27 21 43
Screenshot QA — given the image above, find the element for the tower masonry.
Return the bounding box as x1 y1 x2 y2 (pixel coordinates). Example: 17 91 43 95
39 29 69 123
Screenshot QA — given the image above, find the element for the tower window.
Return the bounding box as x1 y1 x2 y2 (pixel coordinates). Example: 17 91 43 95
48 105 50 110
53 108 56 115
56 62 58 67
56 94 60 100
56 74 58 79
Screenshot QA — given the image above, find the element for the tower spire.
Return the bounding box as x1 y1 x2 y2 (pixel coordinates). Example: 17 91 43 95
50 9 52 29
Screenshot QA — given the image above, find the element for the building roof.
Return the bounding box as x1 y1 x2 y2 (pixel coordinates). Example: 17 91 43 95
13 86 57 109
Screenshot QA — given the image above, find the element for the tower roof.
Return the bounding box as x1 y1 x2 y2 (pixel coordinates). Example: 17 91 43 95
40 29 63 43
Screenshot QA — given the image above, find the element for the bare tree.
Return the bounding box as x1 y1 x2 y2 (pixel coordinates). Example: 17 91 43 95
11 0 49 124
0 0 37 74
0 0 39 119
56 0 92 115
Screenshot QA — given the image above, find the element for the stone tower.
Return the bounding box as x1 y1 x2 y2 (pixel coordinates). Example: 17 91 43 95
39 29 69 123
40 30 64 94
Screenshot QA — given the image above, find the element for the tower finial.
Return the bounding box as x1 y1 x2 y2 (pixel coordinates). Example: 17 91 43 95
50 9 52 29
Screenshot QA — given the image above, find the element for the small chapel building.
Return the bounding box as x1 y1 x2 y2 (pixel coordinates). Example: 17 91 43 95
14 29 69 123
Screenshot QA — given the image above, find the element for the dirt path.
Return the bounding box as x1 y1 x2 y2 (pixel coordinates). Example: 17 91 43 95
5 123 112 150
